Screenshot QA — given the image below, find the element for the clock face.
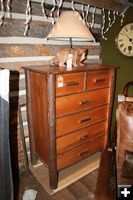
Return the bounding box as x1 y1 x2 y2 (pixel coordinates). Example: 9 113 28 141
116 23 133 57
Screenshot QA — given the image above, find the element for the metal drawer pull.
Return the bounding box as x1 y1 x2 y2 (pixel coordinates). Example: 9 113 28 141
79 99 92 105
80 134 89 140
79 117 91 123
79 149 90 156
94 78 106 83
65 81 79 87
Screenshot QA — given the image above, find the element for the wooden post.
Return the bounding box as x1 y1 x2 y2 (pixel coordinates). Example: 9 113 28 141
47 74 58 189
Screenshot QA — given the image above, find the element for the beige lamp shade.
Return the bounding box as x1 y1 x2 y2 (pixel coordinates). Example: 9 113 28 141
47 11 95 42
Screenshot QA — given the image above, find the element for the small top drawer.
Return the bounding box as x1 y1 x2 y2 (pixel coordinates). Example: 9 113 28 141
56 72 84 96
87 70 111 90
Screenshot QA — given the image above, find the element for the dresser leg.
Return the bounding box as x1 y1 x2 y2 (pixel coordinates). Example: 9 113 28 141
49 171 58 189
30 152 38 165
29 136 38 165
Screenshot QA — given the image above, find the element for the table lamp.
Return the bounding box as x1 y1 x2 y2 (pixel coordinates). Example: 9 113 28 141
47 11 95 68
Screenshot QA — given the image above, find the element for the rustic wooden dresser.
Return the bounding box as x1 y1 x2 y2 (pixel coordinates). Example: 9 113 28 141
23 64 116 189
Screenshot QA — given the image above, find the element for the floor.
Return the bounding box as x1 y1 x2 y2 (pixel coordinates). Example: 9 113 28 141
18 169 98 200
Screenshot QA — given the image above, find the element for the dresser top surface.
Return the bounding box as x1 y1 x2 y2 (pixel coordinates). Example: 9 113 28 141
23 64 116 75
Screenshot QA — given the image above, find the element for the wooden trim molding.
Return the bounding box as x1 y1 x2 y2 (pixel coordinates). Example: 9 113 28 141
0 55 100 63
0 37 101 45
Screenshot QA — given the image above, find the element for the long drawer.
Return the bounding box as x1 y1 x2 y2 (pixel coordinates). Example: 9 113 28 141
56 88 110 117
56 105 108 136
57 134 105 170
56 120 106 154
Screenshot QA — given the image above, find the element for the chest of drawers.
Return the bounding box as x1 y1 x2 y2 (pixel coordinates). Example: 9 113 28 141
24 65 116 189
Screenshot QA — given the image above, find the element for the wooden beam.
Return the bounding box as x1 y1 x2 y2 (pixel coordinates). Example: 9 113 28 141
32 0 128 12
3 12 101 28
31 0 102 14
69 0 128 12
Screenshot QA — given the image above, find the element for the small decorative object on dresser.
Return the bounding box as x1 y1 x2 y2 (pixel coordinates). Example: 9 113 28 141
50 47 88 67
23 64 116 189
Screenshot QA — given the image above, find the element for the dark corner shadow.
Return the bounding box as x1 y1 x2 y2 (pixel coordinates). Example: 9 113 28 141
9 70 20 200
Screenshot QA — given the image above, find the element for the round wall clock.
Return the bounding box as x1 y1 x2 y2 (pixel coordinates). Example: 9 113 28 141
115 22 133 57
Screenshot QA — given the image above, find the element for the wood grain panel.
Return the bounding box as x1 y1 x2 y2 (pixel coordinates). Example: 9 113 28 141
26 71 49 164
0 19 51 38
0 44 52 57
56 73 85 96
56 121 106 154
57 135 104 170
56 105 108 136
56 88 109 117
87 70 111 90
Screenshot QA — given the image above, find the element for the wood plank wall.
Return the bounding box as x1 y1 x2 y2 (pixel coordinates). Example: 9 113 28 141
0 0 102 175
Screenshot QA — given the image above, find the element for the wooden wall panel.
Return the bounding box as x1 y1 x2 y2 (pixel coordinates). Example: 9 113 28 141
0 0 103 38
0 44 101 57
11 0 42 15
0 17 101 38
0 44 52 57
0 19 52 37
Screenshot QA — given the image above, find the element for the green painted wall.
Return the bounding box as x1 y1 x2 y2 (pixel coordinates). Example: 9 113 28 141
101 6 133 138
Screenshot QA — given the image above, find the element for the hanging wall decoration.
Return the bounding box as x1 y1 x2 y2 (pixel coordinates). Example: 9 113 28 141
49 0 56 25
101 10 118 40
101 8 107 40
81 4 85 20
56 0 63 20
21 0 127 39
24 0 32 36
85 5 90 27
71 1 79 16
90 6 96 29
101 6 127 40
120 12 125 26
0 0 11 25
71 0 75 11
0 0 5 26
110 11 116 28
103 10 111 35
6 0 11 18
41 0 48 19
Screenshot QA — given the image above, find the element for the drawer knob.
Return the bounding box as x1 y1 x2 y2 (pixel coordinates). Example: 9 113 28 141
80 134 89 140
79 148 90 156
94 78 106 83
79 99 92 105
65 81 79 87
79 117 91 123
